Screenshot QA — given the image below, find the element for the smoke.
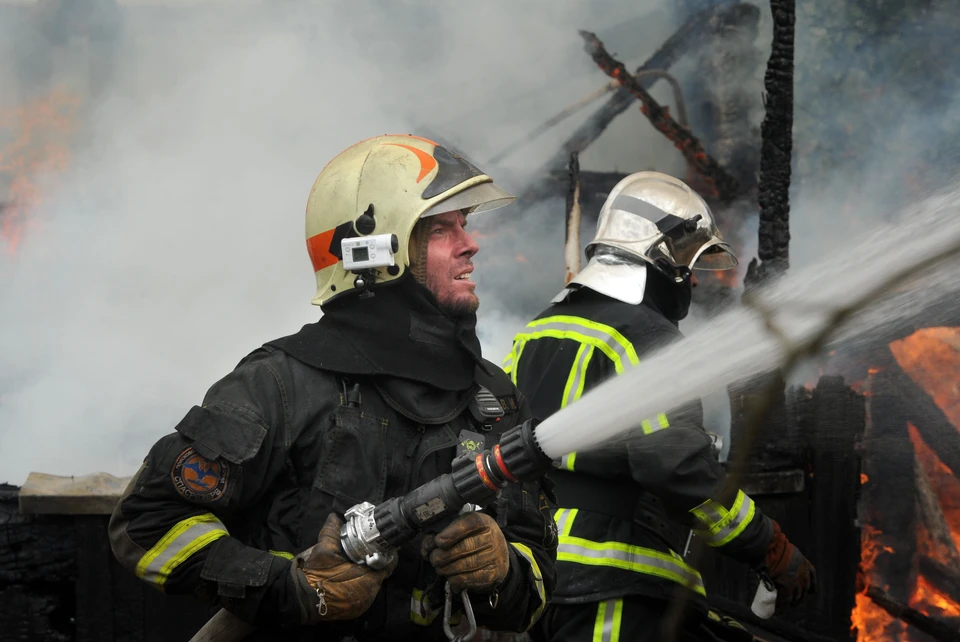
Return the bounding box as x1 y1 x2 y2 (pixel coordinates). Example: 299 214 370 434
3 0 959 484
0 1 682 484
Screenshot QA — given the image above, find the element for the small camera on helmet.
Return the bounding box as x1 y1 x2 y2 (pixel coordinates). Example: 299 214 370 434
341 234 399 271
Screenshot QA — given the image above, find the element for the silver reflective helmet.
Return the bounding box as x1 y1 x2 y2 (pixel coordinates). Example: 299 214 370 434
585 171 737 271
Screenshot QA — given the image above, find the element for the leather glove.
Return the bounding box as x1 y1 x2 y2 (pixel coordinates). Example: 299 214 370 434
421 512 509 593
291 513 396 624
764 520 817 606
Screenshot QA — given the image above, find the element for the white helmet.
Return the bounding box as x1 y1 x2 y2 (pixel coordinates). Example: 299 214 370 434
564 171 737 304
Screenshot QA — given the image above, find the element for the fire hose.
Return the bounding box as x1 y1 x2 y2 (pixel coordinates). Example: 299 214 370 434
189 418 553 642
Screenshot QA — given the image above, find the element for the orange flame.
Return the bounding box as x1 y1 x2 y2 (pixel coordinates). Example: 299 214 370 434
852 525 900 641
0 88 79 255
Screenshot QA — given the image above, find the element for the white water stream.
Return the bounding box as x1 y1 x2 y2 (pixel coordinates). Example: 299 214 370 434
534 186 960 459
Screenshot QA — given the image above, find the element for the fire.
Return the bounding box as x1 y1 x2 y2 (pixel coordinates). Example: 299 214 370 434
908 422 960 556
0 88 79 255
889 327 960 429
852 525 900 641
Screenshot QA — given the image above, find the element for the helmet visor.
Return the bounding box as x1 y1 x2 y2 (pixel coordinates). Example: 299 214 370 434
420 181 516 218
689 237 738 270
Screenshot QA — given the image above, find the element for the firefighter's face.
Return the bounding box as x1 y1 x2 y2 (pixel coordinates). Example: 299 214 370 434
424 210 480 316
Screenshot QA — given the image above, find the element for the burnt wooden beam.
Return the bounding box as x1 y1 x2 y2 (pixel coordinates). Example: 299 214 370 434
578 30 741 204
863 369 919 605
564 152 582 285
745 0 795 287
919 556 960 607
883 354 960 480
866 585 960 642
519 2 759 205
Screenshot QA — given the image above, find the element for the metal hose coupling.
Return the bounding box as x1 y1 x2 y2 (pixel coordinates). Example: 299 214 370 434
339 418 551 568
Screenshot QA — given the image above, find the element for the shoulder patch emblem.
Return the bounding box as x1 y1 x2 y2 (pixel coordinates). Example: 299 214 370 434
171 447 229 502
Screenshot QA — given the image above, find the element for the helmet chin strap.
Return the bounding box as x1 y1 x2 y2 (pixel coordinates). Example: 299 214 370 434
651 258 693 321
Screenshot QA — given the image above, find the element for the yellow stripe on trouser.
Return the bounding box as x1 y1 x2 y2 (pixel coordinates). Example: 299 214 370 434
593 598 624 642
691 490 757 547
555 514 706 596
410 587 441 625
135 513 228 589
510 542 547 629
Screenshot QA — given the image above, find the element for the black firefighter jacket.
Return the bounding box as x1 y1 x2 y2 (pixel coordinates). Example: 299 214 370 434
503 284 774 609
109 342 557 641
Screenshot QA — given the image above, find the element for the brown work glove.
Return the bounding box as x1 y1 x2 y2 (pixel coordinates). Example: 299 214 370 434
291 513 396 624
421 512 509 594
764 520 817 607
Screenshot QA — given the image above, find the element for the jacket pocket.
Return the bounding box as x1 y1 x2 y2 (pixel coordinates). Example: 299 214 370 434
175 404 268 465
313 406 388 507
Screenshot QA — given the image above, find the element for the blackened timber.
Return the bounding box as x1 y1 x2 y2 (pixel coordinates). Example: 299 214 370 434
866 586 960 642
883 353 960 480
579 30 741 204
864 368 918 605
919 557 960 607
807 376 863 637
564 152 582 285
745 0 795 286
532 1 760 196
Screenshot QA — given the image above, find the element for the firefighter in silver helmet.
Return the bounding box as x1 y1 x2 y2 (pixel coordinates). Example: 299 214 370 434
110 135 556 640
504 172 816 642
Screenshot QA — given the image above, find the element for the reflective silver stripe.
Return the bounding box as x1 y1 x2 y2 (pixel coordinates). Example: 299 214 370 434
558 451 577 471
553 508 578 537
514 316 639 373
557 536 705 595
594 598 623 642
135 513 228 588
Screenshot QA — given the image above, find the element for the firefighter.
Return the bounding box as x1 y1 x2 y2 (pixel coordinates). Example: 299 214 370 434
109 135 557 641
503 172 816 642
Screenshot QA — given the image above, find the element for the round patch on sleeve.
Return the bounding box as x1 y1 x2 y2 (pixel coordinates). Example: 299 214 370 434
171 447 229 502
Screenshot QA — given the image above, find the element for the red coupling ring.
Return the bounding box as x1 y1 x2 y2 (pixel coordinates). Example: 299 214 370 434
493 445 518 483
475 454 499 491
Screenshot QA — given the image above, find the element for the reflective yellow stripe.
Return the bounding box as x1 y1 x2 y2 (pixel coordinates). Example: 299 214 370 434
553 508 579 537
557 535 705 596
510 340 528 384
502 345 516 375
410 587 441 625
510 542 547 629
269 550 294 560
512 315 640 374
561 343 595 408
691 491 757 547
593 598 623 642
559 451 577 471
135 513 228 589
640 412 670 435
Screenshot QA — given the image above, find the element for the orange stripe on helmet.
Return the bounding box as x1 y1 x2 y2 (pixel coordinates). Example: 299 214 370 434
306 228 338 272
384 143 438 183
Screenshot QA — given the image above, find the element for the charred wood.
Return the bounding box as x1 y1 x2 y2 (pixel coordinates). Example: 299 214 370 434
882 351 960 481
919 556 960 609
564 152 582 285
745 0 795 288
520 2 759 205
863 369 919 604
578 30 741 204
866 585 960 642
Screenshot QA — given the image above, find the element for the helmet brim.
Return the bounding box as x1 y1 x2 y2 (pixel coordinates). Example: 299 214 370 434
690 238 738 270
420 181 516 218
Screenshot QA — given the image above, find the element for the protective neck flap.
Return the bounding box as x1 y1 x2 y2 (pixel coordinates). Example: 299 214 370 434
267 275 489 392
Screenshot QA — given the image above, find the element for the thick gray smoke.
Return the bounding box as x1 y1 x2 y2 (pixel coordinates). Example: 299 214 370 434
0 1 680 483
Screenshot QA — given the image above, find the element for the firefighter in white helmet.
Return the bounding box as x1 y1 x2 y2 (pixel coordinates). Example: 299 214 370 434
110 135 556 640
504 172 816 642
